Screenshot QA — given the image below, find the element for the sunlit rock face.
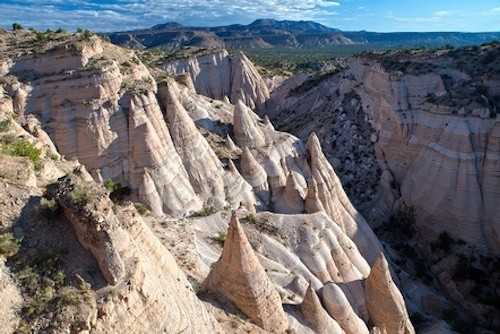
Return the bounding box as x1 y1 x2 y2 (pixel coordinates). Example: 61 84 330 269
161 49 270 110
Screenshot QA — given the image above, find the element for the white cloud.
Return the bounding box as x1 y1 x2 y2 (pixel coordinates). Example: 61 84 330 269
490 7 500 12
434 10 450 17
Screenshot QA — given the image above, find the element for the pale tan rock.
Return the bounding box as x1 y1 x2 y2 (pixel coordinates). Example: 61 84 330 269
161 49 269 110
225 134 239 152
233 100 266 148
230 51 270 111
301 283 345 334
240 146 270 205
274 171 305 214
0 260 22 334
307 132 383 264
321 282 369 334
224 159 259 212
160 79 225 200
263 114 275 130
365 253 415 334
53 175 221 333
202 212 289 332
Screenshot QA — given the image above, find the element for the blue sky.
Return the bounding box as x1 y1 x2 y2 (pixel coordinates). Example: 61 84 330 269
0 0 499 32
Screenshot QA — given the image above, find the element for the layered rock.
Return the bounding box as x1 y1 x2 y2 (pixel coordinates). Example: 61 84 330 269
52 174 221 333
321 282 369 334
301 283 345 334
307 132 383 264
202 212 289 332
159 78 225 200
233 100 266 148
161 49 269 110
240 146 270 205
365 253 415 334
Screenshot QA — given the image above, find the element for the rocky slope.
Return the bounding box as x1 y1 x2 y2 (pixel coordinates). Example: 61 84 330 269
266 42 500 329
0 28 418 333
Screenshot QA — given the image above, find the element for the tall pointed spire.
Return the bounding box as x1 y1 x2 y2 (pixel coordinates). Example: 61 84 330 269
365 253 415 334
301 283 345 334
202 213 289 332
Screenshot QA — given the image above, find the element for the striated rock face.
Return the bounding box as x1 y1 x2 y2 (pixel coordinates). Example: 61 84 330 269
301 283 345 334
161 49 269 110
159 78 225 200
307 132 383 264
268 46 500 254
202 212 289 332
321 282 369 334
233 100 267 148
52 175 221 333
240 147 270 205
365 253 414 334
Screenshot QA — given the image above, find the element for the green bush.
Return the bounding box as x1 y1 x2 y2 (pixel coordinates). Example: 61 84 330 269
245 213 256 222
12 23 23 31
0 233 21 257
39 198 61 221
103 179 131 204
1 137 41 164
0 118 11 132
195 205 217 217
69 184 93 205
217 231 227 246
134 203 150 215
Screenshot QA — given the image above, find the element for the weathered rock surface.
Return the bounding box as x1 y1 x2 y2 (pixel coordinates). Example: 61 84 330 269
365 253 414 334
202 212 289 332
301 283 345 334
321 282 369 334
161 49 269 110
268 45 500 255
53 174 221 333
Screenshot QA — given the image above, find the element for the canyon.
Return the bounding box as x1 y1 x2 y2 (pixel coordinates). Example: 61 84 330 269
0 26 498 334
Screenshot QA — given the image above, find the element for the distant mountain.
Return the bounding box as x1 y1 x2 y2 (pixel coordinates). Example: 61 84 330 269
106 19 500 51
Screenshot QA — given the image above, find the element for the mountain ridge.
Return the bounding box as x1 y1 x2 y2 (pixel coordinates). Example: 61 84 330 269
106 18 500 51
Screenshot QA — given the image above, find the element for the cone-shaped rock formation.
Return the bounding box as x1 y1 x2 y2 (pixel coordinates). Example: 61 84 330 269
321 282 369 334
365 253 415 334
202 212 289 332
233 100 266 148
301 283 345 334
307 132 382 264
240 147 270 204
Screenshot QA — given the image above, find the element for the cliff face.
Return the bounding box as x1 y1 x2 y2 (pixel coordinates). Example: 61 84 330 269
161 50 270 110
268 44 500 255
0 29 414 333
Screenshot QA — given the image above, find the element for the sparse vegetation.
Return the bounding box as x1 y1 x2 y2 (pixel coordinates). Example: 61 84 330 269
1 136 42 165
39 197 61 221
0 233 21 257
12 23 23 31
245 213 256 222
134 203 150 215
69 182 94 205
195 205 217 217
216 231 227 246
103 179 131 204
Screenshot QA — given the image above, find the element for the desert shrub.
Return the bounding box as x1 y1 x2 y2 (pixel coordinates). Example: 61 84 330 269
245 213 256 222
0 118 11 132
134 203 150 215
196 205 217 217
475 84 489 96
1 137 41 164
69 183 93 205
431 231 454 253
83 29 93 39
0 233 21 257
388 206 416 238
39 198 61 220
217 231 227 246
12 23 23 31
103 179 131 204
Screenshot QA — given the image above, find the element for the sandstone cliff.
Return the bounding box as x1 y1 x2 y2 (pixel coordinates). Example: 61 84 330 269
161 49 270 110
0 29 416 334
